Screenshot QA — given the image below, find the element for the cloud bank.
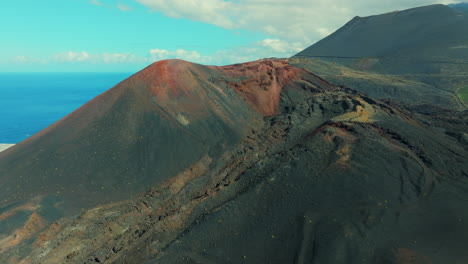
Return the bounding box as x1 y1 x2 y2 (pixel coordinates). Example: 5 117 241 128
5 0 456 70
90 0 133 11
7 37 303 68
135 0 454 48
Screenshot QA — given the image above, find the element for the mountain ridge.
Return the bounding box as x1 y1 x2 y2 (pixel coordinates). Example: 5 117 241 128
0 58 467 264
1 4 468 263
292 4 468 111
296 4 468 60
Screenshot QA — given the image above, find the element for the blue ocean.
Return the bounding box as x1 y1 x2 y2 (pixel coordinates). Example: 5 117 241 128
0 73 133 143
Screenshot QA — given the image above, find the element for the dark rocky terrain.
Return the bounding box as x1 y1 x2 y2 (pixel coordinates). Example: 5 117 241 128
0 58 467 264
1 4 468 264
289 57 468 110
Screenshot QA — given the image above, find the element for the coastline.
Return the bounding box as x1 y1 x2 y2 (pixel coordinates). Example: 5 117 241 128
0 144 14 153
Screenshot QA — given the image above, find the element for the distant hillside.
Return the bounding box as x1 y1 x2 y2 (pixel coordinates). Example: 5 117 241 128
292 4 468 110
289 57 466 109
296 4 468 60
450 2 468 13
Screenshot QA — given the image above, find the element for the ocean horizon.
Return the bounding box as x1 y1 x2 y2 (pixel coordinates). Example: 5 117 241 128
0 72 133 144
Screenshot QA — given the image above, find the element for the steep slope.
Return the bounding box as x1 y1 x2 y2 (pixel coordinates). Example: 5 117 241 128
0 59 467 264
292 4 468 110
297 4 468 61
0 59 338 260
0 60 259 213
0 60 320 226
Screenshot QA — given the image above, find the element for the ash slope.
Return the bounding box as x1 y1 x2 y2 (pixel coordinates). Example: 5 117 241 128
0 59 467 264
289 57 467 110
0 59 286 212
296 4 468 60
0 59 336 259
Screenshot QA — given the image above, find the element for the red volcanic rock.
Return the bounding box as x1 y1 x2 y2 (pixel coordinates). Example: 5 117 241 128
213 60 301 116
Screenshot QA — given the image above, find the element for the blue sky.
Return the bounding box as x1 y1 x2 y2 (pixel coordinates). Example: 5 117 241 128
0 0 454 72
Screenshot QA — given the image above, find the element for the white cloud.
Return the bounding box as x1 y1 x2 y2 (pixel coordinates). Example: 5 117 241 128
53 51 92 63
83 0 457 64
50 51 144 64
117 3 132 11
49 49 212 65
8 55 48 64
149 49 204 62
4 38 320 69
79 0 459 67
38 43 284 67
256 39 304 54
13 56 28 63
91 0 134 11
135 0 453 47
138 0 235 28
148 39 307 65
90 0 105 6
102 53 139 63
148 42 299 66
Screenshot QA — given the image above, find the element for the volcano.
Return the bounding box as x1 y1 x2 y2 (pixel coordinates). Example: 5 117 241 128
2 3 468 262
0 57 467 264
0 59 325 210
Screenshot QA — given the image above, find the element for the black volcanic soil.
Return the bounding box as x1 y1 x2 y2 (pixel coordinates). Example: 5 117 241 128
0 60 268 213
0 59 467 264
289 57 468 111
